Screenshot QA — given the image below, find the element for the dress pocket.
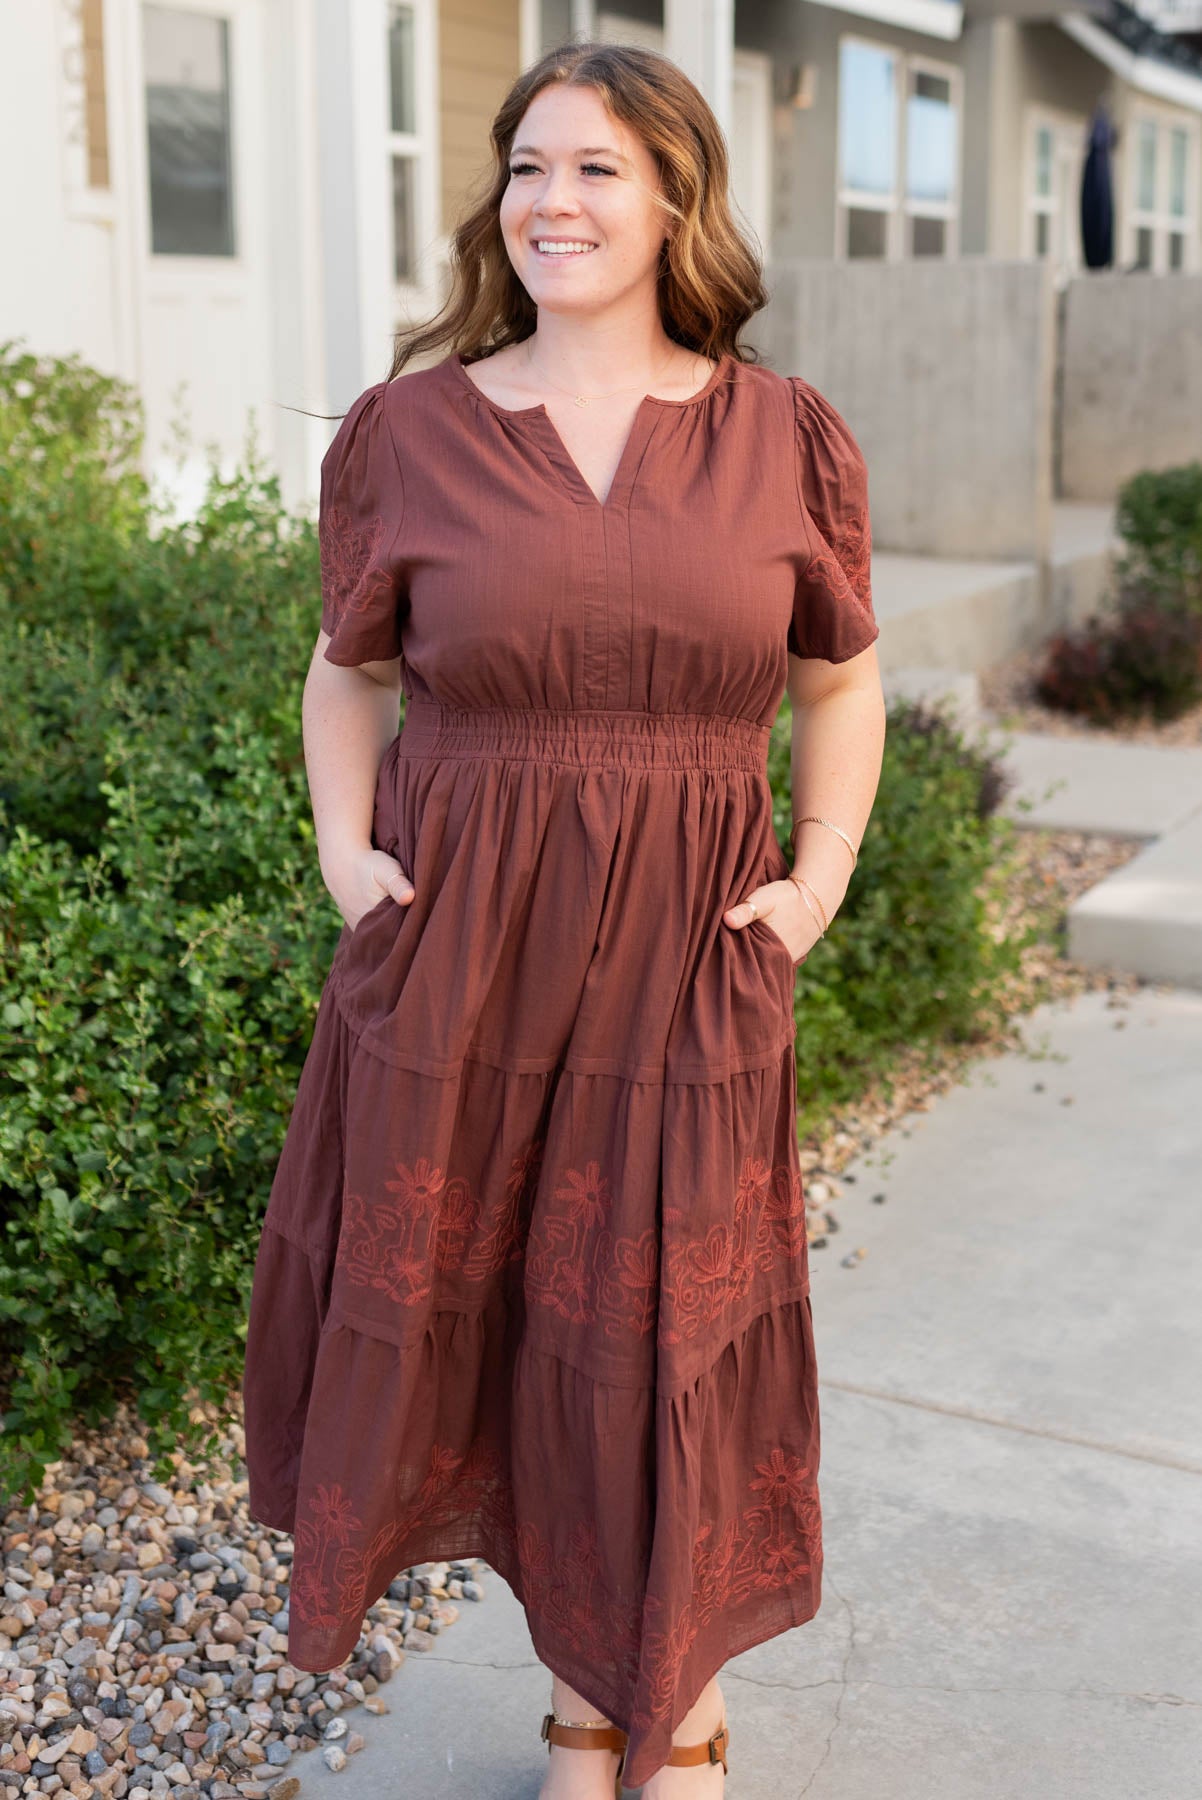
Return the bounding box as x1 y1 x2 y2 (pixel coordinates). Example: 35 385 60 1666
750 838 798 976
746 906 797 977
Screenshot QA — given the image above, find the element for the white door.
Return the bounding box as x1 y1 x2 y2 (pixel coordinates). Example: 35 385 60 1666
1024 109 1086 287
118 0 273 515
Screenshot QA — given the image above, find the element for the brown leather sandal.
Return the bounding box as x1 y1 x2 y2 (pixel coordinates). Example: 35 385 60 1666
540 1712 730 1794
541 1712 629 1797
663 1718 730 1777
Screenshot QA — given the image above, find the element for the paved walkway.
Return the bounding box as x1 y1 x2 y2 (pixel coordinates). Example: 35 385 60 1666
289 979 1202 1798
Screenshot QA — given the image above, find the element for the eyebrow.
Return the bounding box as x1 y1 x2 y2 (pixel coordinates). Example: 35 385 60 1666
510 144 631 164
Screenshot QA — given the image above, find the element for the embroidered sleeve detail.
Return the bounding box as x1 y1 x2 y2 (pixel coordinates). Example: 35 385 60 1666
318 380 408 666
787 375 879 665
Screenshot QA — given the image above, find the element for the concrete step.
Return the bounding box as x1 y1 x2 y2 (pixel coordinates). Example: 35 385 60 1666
1067 800 1202 987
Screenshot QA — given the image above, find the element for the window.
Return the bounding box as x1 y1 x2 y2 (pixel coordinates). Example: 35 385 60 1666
387 2 418 285
142 5 234 257
1128 109 1198 274
836 38 959 260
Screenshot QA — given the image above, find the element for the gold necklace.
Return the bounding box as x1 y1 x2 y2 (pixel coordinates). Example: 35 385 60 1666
523 339 698 408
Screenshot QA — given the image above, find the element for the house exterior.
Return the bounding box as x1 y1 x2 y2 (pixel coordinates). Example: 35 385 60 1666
1 0 1199 515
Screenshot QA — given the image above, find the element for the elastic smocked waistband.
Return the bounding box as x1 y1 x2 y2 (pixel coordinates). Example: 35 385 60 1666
395 697 772 773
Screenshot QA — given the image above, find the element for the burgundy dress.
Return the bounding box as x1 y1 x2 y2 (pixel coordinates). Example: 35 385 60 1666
242 346 877 1788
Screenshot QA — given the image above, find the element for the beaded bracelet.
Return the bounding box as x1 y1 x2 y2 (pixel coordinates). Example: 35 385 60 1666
790 814 858 870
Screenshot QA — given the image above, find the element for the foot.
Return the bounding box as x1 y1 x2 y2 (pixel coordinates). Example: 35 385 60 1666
537 1733 625 1800
638 1679 727 1798
537 1679 626 1800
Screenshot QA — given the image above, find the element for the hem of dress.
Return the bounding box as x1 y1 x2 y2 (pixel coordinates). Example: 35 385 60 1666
278 1517 821 1788
526 1575 823 1790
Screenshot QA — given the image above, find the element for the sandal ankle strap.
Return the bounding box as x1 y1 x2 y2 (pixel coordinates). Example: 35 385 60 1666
541 1711 629 1756
666 1720 730 1772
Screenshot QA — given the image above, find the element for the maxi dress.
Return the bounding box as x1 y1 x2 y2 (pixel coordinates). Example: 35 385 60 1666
241 345 878 1789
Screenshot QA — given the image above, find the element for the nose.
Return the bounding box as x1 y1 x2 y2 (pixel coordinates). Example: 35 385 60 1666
531 162 582 214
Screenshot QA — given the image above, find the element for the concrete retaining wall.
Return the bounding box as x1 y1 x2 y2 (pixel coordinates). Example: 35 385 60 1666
1060 272 1202 501
760 257 1055 563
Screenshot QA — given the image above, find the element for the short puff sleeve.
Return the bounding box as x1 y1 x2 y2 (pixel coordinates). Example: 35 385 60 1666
318 380 408 666
787 375 879 663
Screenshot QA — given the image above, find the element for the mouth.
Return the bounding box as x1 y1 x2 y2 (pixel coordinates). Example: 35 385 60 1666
531 238 600 258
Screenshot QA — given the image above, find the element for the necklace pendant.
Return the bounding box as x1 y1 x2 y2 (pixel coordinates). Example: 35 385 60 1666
574 395 588 407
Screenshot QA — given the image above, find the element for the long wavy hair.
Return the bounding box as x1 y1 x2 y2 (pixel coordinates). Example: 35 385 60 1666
385 38 770 383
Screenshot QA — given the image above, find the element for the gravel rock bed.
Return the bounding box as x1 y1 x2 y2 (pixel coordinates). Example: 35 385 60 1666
0 1409 487 1799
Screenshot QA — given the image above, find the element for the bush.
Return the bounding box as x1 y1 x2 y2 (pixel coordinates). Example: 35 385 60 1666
0 342 343 1502
768 698 1025 1134
1033 460 1202 724
1114 461 1202 619
1036 585 1202 724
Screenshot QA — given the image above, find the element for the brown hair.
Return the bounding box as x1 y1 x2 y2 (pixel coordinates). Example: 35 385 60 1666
386 38 770 383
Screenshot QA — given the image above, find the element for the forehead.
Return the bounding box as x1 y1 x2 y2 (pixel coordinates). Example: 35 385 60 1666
512 86 649 165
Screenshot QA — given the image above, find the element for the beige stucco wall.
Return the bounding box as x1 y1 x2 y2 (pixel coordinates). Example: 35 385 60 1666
439 0 523 234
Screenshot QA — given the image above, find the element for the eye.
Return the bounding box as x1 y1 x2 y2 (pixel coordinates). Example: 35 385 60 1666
507 161 616 177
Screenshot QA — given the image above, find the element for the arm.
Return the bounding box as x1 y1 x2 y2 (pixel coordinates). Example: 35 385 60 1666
723 640 885 961
781 638 886 955
304 635 414 931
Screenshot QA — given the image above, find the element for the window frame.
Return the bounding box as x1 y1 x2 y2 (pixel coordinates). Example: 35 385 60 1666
382 0 438 301
835 32 962 261
1125 102 1200 274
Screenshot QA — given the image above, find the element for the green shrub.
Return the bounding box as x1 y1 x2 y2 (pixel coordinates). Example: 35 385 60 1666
1033 460 1202 724
1113 461 1202 619
769 698 1025 1134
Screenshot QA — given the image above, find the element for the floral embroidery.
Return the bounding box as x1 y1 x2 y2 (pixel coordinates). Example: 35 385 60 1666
660 1156 807 1344
318 501 396 630
630 1446 821 1738
523 1159 659 1338
517 1516 642 1689
824 505 873 611
291 1440 515 1638
336 1144 806 1341
338 1144 540 1306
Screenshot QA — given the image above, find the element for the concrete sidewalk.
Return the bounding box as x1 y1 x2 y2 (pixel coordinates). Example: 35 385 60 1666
289 980 1202 1798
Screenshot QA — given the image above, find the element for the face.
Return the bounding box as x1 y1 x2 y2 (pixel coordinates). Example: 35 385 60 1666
499 84 669 316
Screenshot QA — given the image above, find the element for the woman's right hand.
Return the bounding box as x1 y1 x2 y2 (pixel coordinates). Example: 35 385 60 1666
325 846 416 933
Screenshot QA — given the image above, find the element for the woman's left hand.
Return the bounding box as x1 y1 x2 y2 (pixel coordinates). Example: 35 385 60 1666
722 879 824 965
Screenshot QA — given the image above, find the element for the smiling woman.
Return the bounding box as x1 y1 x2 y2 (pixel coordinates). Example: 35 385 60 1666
242 36 885 1800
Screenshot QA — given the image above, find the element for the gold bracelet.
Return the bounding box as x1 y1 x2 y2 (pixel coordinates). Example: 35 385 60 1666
792 871 830 932
790 815 858 870
788 871 829 936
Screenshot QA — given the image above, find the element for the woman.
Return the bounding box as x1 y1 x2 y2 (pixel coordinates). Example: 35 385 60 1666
242 38 885 1799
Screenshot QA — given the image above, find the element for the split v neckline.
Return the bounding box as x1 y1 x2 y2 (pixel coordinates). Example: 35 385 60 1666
448 348 733 512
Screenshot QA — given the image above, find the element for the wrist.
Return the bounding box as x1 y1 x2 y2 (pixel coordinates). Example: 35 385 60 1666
319 833 373 885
